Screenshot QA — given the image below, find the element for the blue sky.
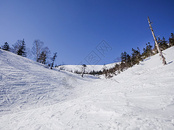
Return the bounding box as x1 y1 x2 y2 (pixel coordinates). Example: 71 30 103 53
0 0 174 65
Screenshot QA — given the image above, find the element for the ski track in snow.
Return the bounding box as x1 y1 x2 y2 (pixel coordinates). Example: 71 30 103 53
0 47 174 130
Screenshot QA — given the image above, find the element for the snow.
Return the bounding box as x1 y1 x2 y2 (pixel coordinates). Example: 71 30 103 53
0 47 174 130
56 63 117 73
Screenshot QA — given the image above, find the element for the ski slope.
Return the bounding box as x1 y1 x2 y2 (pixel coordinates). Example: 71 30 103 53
0 47 174 130
56 63 116 73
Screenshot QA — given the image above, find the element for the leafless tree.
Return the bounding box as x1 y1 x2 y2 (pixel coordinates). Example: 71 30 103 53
32 40 44 62
11 40 23 54
81 64 87 77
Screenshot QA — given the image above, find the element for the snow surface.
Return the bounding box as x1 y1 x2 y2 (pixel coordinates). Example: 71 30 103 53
0 47 174 130
56 63 117 73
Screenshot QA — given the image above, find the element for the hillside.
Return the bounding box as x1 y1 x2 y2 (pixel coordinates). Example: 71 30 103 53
56 63 117 73
0 49 89 115
0 47 174 129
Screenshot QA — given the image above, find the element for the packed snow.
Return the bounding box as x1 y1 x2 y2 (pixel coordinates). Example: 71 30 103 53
0 47 174 130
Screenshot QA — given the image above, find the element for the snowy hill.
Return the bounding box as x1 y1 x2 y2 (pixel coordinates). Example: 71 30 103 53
0 47 174 130
56 63 117 73
0 49 88 114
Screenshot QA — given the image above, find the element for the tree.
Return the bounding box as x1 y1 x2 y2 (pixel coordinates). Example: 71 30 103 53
81 64 87 77
32 40 44 62
2 42 10 51
142 42 153 58
147 17 166 65
169 33 174 46
38 47 50 64
158 37 168 51
50 52 57 69
121 51 132 67
102 65 109 78
12 40 22 54
38 51 46 64
17 39 26 57
131 47 142 65
12 39 26 57
121 52 127 63
114 64 120 74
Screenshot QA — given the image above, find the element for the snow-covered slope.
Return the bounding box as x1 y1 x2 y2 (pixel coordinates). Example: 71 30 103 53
0 47 174 130
0 49 88 115
56 63 116 73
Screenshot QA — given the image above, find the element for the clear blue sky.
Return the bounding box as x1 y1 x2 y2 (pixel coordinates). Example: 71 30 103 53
0 0 174 65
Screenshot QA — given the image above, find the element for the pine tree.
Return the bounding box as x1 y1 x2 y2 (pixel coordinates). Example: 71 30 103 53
2 42 10 51
102 65 108 78
50 52 57 69
17 39 26 57
131 47 141 65
169 33 174 46
158 37 168 51
121 52 127 63
142 42 153 58
38 51 47 64
37 47 50 64
121 51 132 68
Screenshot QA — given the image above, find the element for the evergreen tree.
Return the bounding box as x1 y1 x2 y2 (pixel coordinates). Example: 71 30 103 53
121 51 132 67
2 42 10 51
169 33 174 46
38 51 47 64
114 64 120 74
158 37 168 51
17 39 26 57
142 42 153 58
121 52 127 63
12 39 26 57
37 47 50 64
126 54 132 67
102 65 109 78
50 52 57 69
131 47 141 65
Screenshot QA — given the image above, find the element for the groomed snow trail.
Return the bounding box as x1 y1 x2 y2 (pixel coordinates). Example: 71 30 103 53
0 47 174 130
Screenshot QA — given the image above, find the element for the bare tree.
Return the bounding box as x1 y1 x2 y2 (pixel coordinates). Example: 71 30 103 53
11 40 23 54
81 64 87 77
32 40 44 62
147 17 166 65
